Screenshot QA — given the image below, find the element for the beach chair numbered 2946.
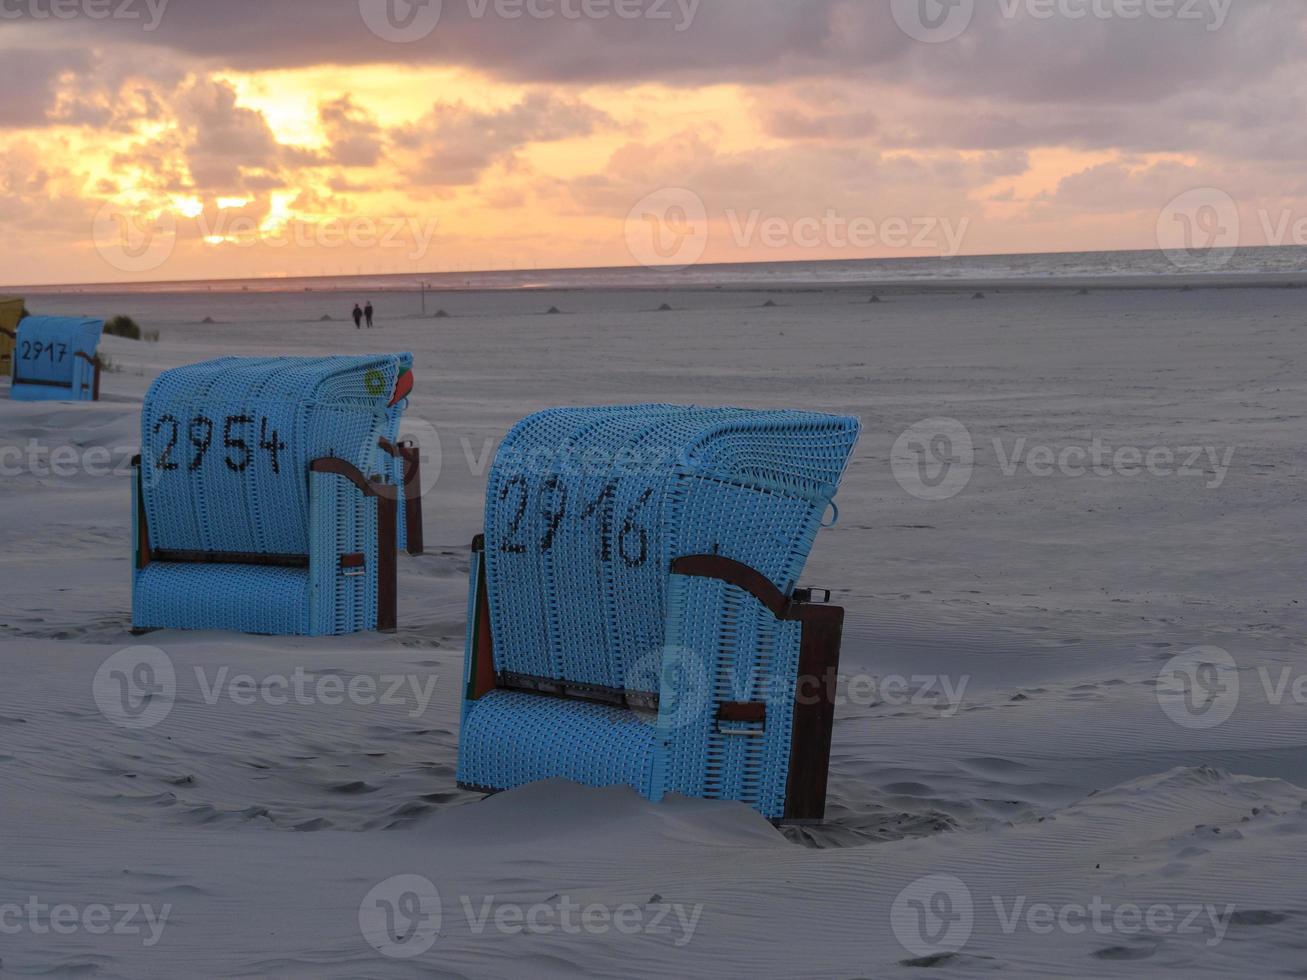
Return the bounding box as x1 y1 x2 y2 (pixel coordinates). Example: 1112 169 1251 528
458 405 861 823
9 316 104 402
131 355 424 637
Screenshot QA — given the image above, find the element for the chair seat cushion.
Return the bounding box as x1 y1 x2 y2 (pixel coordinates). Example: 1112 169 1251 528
133 563 311 635
458 690 659 796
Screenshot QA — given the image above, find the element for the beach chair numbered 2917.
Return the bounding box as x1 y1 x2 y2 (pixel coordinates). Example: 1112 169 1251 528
9 316 104 402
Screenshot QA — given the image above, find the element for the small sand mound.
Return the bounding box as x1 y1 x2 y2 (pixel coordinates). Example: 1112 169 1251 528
762 299 779 308
868 294 881 303
319 314 332 321
657 303 673 312
433 309 449 318
972 292 986 300
1077 288 1090 295
200 316 216 324
545 306 563 315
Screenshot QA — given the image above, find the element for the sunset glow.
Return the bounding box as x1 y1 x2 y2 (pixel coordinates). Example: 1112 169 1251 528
2 1 1303 285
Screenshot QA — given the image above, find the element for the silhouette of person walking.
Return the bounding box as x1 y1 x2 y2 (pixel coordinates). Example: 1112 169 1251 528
352 303 363 329
364 301 374 329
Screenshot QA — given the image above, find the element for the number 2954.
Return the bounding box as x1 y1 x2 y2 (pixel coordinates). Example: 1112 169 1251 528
153 414 289 474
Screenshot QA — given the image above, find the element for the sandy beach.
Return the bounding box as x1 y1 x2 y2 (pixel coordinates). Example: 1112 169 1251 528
3 278 1305 977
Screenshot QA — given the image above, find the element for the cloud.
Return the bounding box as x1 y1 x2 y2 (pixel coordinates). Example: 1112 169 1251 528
0 49 92 128
320 95 384 167
176 78 282 191
394 91 612 186
13 0 872 81
762 107 877 141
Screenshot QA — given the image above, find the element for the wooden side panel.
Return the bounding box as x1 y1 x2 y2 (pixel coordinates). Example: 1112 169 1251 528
375 484 398 632
469 537 498 700
670 553 846 824
782 605 844 823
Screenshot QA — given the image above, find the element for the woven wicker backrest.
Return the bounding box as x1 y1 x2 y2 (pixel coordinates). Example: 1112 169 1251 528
12 316 102 386
482 405 861 695
141 355 411 555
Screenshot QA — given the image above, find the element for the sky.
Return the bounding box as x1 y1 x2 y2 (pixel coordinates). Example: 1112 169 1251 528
2 0 1306 285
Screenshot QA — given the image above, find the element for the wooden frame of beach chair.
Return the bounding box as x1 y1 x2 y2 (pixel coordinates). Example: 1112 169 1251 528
0 327 15 382
0 297 23 381
378 436 424 556
455 405 860 824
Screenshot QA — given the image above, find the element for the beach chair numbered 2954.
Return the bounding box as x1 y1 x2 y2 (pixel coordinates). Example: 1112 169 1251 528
9 316 104 402
131 355 424 636
457 405 861 823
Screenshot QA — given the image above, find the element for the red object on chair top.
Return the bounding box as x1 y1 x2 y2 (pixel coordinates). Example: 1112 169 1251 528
388 367 413 407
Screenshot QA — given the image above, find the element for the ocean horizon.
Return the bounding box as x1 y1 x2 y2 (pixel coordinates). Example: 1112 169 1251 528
9 243 1307 296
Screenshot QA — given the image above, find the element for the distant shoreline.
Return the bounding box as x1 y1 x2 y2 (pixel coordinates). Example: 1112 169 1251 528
7 243 1307 296
9 270 1307 297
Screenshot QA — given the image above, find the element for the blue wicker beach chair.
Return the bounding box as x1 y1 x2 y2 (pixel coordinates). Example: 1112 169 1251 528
10 316 103 401
458 405 861 822
131 355 424 636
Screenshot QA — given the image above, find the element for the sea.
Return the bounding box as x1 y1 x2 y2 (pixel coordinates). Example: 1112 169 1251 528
10 245 1307 297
